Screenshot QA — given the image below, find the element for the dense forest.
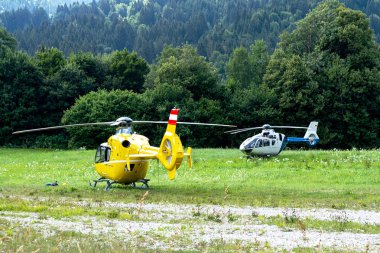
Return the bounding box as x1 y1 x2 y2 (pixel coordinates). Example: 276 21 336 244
1 0 380 66
0 0 93 15
0 0 379 150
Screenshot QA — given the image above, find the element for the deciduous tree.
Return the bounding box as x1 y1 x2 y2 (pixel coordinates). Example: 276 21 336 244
264 0 380 148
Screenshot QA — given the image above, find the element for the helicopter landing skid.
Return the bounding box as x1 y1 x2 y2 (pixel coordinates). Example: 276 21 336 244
89 177 115 191
131 179 150 189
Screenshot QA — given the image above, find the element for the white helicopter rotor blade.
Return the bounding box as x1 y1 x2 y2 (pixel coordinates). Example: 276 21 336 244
270 126 308 129
225 127 263 134
225 125 308 134
12 122 113 135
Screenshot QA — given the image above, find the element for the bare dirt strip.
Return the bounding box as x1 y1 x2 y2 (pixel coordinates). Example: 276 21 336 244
0 196 379 252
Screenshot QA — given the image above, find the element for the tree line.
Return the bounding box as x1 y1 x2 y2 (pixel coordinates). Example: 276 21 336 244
1 1 379 149
1 0 380 67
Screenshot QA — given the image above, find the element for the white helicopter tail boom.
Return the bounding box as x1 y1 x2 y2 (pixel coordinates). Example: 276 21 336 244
287 121 319 146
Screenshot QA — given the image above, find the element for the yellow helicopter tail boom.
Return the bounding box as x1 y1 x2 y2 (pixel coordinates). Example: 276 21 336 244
157 108 191 180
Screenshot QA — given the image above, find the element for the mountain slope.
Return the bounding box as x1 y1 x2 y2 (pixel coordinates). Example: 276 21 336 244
1 0 379 63
0 0 93 14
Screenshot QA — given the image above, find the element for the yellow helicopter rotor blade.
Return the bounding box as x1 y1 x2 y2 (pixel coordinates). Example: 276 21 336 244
13 119 235 135
12 122 113 135
133 121 236 128
177 122 236 128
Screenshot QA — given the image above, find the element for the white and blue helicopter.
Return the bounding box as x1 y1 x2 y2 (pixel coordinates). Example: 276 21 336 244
226 122 319 157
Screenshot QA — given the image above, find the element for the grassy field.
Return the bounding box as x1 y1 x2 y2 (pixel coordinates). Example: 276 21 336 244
0 148 379 209
0 147 379 252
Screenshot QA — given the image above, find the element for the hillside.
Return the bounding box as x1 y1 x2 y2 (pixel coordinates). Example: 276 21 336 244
0 0 93 14
1 0 380 63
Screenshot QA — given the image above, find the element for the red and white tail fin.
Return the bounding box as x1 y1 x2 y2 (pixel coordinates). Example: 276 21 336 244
166 108 179 133
168 108 179 125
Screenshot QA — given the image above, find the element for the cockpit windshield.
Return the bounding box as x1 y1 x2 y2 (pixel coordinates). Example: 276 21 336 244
245 138 258 149
116 127 133 135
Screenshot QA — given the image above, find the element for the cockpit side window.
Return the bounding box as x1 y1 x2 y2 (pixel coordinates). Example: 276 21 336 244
106 147 110 161
255 139 262 148
95 145 111 163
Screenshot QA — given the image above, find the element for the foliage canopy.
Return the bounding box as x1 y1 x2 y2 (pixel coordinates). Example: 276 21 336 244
265 0 380 148
0 1 379 149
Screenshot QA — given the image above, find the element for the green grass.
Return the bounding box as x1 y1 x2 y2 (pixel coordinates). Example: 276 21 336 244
0 148 379 209
0 147 379 252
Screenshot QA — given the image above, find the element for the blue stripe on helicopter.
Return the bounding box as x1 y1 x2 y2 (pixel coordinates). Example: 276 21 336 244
287 137 308 143
287 137 320 146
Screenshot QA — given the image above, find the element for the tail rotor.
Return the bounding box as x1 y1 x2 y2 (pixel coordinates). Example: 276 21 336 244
157 108 186 180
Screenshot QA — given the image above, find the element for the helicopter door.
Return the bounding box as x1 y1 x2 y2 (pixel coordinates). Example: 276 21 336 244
254 139 262 148
253 137 278 155
95 144 111 163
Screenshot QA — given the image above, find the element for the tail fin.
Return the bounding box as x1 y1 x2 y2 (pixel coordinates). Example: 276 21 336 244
304 121 319 146
157 108 189 180
287 122 320 146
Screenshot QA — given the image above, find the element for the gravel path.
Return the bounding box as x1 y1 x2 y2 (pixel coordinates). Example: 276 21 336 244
77 200 380 225
0 196 379 252
5 194 380 225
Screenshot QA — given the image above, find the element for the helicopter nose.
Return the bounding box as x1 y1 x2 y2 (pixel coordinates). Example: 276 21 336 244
239 142 252 155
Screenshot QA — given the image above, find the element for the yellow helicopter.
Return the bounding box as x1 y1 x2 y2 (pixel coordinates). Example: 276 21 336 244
13 108 235 190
